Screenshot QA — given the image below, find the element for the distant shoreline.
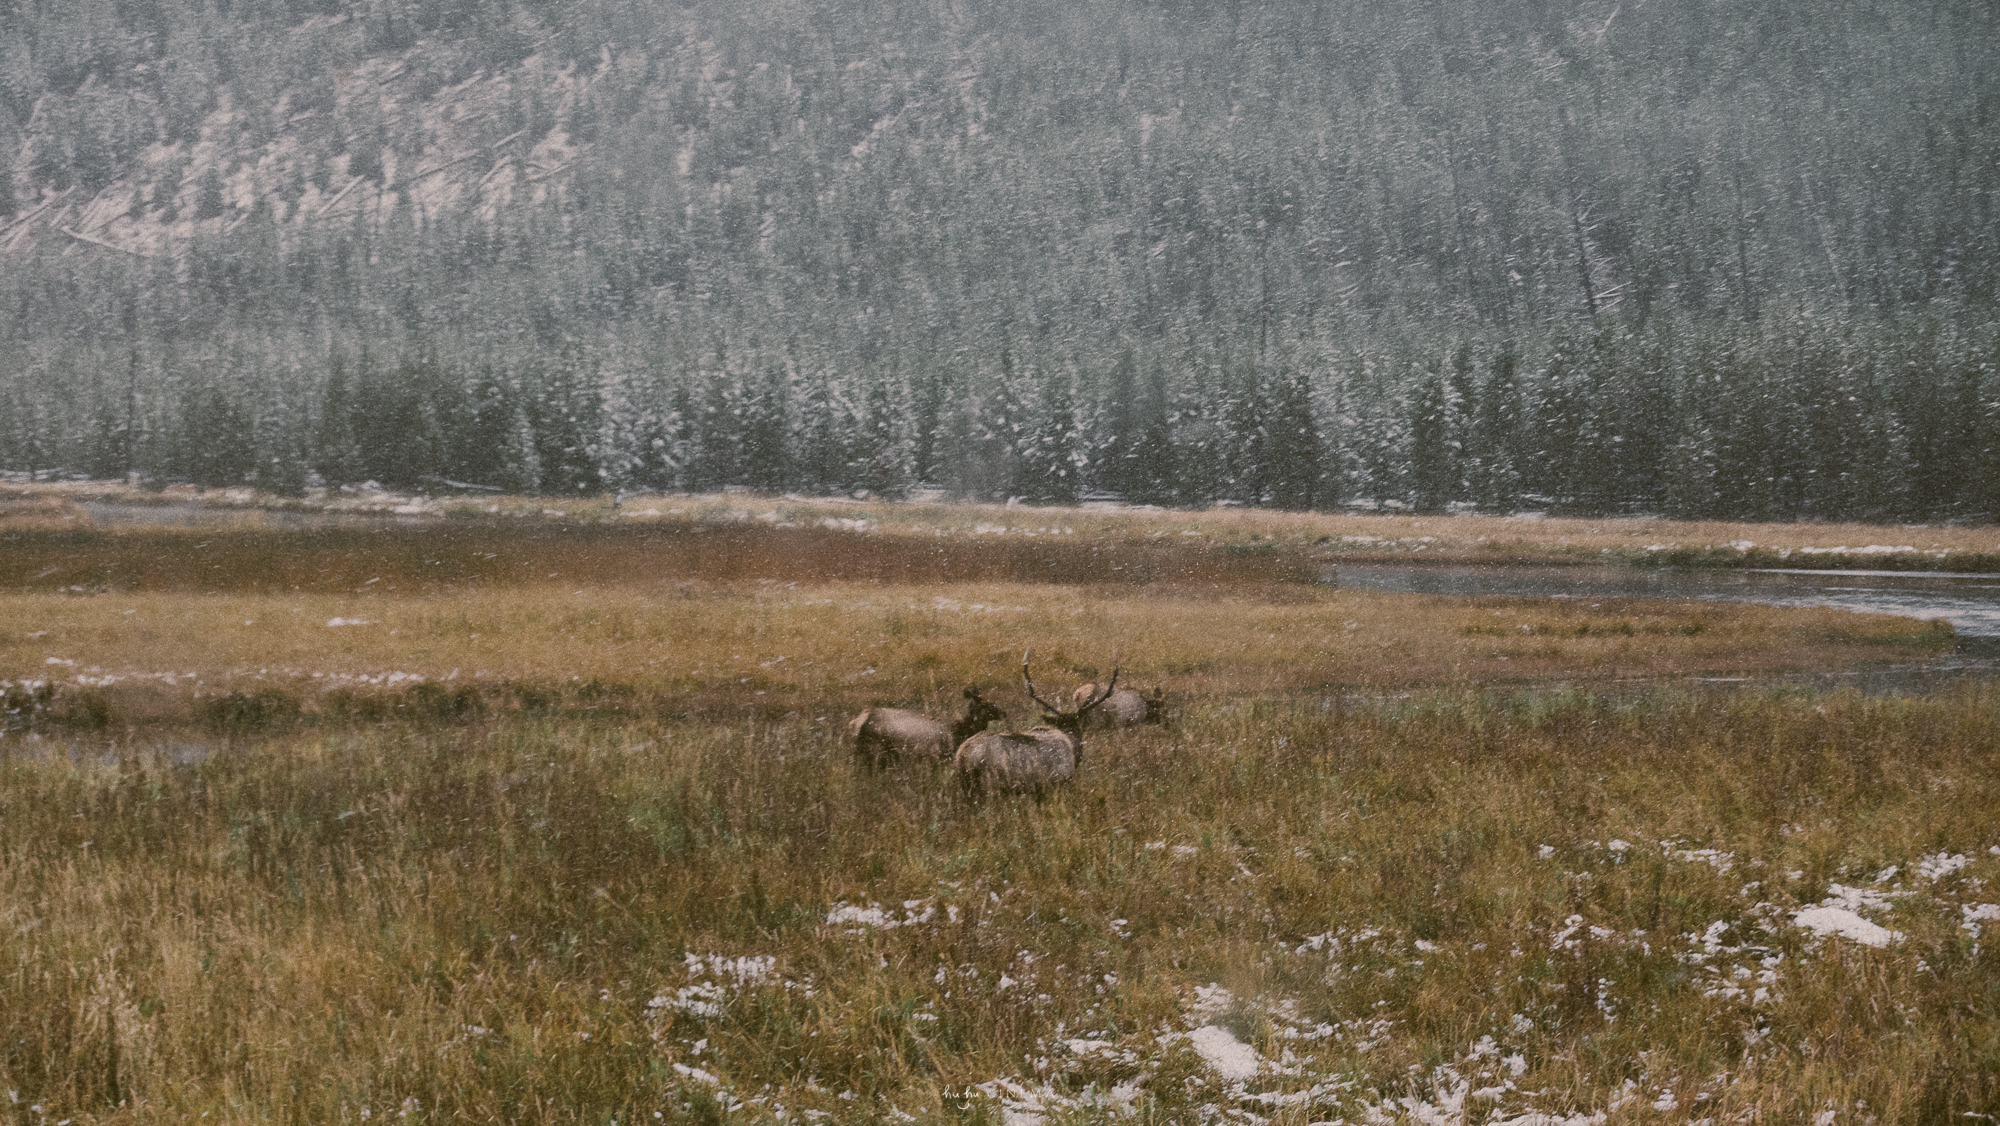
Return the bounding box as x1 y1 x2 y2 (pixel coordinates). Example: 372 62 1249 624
8 479 2000 574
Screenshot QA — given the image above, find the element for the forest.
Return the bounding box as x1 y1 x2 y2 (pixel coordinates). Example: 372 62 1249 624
2 0 1997 520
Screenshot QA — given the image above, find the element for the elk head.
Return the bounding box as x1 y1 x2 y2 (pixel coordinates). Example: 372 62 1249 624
954 685 1007 742
1022 648 1118 740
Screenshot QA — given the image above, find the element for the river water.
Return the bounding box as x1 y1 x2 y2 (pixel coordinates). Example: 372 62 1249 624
80 500 440 529
73 501 2000 670
1323 563 2000 639
1324 563 2000 695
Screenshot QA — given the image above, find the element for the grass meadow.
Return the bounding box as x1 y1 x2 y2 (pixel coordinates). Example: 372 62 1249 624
0 492 1995 1124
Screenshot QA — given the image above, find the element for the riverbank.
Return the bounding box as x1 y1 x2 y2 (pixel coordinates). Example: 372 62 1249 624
7 479 2000 573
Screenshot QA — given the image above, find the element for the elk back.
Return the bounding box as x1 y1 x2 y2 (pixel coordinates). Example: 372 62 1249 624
850 707 955 765
953 728 1079 793
1071 683 1151 727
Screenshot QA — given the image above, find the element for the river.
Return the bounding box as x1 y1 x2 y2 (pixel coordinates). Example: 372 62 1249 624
1324 562 2000 697
75 500 2000 664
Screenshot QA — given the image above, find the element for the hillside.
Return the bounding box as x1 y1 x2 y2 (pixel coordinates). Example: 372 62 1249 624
2 0 1998 518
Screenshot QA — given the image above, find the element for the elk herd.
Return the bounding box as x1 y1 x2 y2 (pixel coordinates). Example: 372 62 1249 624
848 650 1163 796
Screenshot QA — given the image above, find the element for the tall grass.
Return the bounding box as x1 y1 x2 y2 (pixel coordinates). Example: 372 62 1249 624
0 578 1948 736
1 688 1996 1122
0 516 1987 1122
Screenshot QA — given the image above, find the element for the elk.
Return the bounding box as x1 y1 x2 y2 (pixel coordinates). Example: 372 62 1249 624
850 687 1006 769
1070 682 1164 727
954 650 1117 796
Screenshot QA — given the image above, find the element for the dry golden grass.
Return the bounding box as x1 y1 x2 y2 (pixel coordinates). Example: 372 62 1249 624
0 512 1990 1124
0 579 1948 734
2 689 1997 1123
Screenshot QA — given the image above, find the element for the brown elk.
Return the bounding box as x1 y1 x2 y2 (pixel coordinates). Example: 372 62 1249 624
1069 682 1165 727
954 650 1118 795
850 687 1006 769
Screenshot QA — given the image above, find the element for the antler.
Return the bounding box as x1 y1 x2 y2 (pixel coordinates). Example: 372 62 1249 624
1022 648 1063 713
1076 649 1121 715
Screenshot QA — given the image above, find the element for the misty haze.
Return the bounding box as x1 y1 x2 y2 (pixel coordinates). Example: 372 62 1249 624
2 1 1998 1122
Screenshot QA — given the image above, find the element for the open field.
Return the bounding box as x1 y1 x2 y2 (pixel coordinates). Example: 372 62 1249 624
0 515 1955 732
1 513 1994 1123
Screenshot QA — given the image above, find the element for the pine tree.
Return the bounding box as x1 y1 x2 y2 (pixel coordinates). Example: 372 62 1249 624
1016 371 1082 505
623 406 677 494
528 356 604 496
313 353 365 487
82 389 126 480
1471 344 1524 513
1529 334 1587 510
662 383 696 493
909 365 949 487
458 370 536 492
689 366 737 492
739 364 790 493
1264 367 1323 510
1095 349 1141 497
1447 343 1478 501
792 368 847 495
1221 362 1267 505
966 353 1027 502
1407 369 1454 513
855 373 907 498
256 405 311 497
176 383 256 488
1126 364 1180 507
349 351 437 492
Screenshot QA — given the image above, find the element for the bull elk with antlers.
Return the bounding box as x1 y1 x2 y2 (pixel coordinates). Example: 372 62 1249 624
953 650 1117 796
1069 682 1165 727
849 687 1006 769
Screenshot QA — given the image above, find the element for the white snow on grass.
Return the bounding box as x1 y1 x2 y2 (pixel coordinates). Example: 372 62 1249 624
671 1061 721 1085
1792 906 1902 947
825 899 937 932
1183 1024 1262 1081
1917 851 1971 881
1818 881 1900 914
1795 544 1921 555
683 953 777 985
973 1076 1140 1126
1961 903 2000 938
1665 842 1736 872
649 981 730 1018
647 953 781 1020
324 617 378 627
955 982 1682 1126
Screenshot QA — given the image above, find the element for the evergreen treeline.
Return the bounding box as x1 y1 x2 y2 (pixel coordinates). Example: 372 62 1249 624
2 0 1996 519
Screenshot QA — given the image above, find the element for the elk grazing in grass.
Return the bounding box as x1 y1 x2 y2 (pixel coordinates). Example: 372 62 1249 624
850 687 1006 769
954 650 1117 796
1070 682 1164 727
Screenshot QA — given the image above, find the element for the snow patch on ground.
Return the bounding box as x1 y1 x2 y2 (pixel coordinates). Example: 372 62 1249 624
1182 1025 1262 1081
825 899 937 932
1918 851 1971 881
1793 906 1902 947
1796 544 1921 555
1959 903 2000 937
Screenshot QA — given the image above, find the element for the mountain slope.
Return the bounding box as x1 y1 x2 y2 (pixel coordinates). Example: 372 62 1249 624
1 0 1997 518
